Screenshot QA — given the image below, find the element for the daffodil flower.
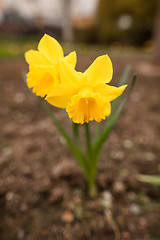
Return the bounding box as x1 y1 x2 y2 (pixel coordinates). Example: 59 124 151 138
25 34 77 97
24 35 135 194
46 55 127 124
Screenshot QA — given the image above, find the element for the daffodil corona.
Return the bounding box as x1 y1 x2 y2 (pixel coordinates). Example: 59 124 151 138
25 34 76 97
46 55 127 124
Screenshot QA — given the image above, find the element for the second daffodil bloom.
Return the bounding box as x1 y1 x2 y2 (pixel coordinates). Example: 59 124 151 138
25 34 77 97
46 55 127 124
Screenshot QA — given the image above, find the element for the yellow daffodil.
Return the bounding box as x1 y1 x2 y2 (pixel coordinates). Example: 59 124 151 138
46 55 127 124
25 34 77 97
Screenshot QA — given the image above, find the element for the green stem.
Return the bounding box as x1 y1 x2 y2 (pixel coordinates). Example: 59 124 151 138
39 100 100 195
84 123 92 155
93 122 100 143
84 123 99 195
89 184 98 198
73 122 80 146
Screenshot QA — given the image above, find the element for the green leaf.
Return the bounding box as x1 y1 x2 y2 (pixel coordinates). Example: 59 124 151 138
119 65 132 87
38 99 86 168
137 174 160 186
93 74 137 159
109 65 131 116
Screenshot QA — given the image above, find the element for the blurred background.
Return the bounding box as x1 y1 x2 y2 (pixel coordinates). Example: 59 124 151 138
0 0 160 61
0 1 160 240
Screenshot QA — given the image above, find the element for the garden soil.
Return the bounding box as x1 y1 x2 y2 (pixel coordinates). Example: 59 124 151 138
0 54 160 240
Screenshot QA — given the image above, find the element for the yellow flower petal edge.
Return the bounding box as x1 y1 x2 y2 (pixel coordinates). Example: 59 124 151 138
84 55 113 85
27 65 58 97
95 83 127 102
46 59 127 124
25 50 50 66
24 34 77 97
38 34 64 63
63 51 77 69
46 84 77 108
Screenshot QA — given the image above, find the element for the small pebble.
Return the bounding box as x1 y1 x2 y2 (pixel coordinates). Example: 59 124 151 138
112 181 126 193
122 231 131 239
110 151 124 160
123 139 134 149
49 188 64 203
5 192 14 201
61 211 74 223
139 217 147 228
129 203 141 215
2 146 13 156
14 93 25 103
145 152 155 161
101 191 113 209
17 229 25 240
20 203 28 212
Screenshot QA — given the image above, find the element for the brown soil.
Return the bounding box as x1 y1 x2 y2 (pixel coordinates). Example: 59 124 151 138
0 55 160 240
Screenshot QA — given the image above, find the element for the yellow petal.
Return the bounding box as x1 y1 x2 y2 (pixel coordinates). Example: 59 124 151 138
32 76 54 97
46 84 76 108
27 65 58 97
59 61 83 87
38 34 64 63
66 90 111 124
84 55 113 84
25 50 50 66
63 51 77 68
95 84 127 102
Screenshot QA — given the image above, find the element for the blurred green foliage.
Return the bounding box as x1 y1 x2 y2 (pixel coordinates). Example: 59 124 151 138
0 35 152 60
97 0 159 46
0 36 39 59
